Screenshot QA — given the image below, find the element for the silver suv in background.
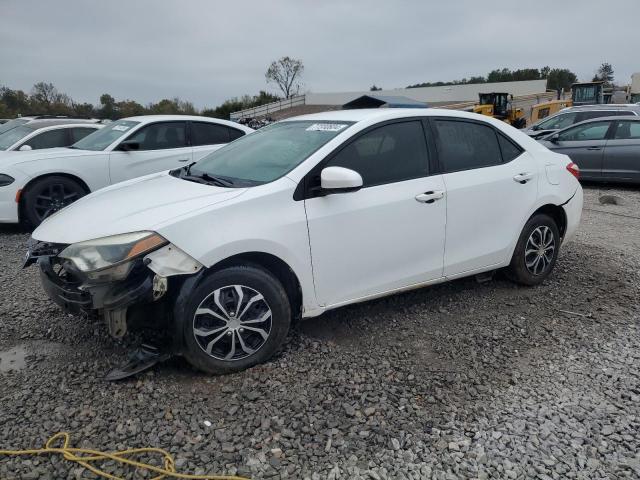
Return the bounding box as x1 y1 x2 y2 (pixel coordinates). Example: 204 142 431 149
0 116 102 152
523 105 640 139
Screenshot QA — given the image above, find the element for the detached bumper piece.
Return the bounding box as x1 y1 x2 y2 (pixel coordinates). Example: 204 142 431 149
104 343 172 381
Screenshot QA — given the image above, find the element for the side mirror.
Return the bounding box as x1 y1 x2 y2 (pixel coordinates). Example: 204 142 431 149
119 140 140 151
319 166 363 194
18 145 32 151
549 133 560 144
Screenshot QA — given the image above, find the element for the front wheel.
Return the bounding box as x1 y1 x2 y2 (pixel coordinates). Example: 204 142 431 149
506 214 560 286
179 265 291 374
22 175 86 227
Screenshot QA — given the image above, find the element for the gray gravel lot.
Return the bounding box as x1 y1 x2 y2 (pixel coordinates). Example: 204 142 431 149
1 185 639 479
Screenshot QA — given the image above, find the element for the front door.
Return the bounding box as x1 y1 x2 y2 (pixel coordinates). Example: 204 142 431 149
549 120 614 180
108 121 192 184
304 120 446 307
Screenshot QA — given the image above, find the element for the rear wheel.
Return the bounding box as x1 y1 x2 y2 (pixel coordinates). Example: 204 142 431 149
506 214 560 285
179 265 291 374
22 176 86 227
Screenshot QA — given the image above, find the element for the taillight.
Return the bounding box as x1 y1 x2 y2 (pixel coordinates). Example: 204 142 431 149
566 162 580 180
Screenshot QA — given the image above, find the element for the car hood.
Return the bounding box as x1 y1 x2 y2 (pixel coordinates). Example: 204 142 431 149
0 147 100 164
32 172 247 244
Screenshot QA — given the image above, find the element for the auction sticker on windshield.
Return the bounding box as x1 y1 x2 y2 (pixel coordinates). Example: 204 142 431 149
112 125 131 132
306 123 348 132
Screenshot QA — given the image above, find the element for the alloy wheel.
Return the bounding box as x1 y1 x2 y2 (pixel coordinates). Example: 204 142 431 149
34 182 83 221
192 285 272 361
524 226 555 275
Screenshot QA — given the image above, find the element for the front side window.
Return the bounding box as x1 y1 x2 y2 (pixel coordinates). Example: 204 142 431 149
23 128 68 150
558 121 611 141
72 120 139 151
536 112 578 130
125 122 186 150
613 121 640 140
434 120 502 172
191 120 353 185
327 121 429 187
0 125 34 150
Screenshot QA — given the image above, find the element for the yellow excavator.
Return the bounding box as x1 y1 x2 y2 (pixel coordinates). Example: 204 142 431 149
473 92 527 129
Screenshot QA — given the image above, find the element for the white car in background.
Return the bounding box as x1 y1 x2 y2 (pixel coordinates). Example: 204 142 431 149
0 120 102 152
28 109 583 375
0 115 253 226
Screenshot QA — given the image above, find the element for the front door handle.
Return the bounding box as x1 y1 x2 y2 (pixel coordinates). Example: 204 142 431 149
513 172 534 184
415 190 445 204
587 146 602 151
178 158 190 162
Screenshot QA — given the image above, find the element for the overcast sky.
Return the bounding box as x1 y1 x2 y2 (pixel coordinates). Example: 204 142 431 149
1 0 639 109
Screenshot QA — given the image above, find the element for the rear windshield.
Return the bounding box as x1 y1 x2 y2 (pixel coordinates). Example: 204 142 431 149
191 120 354 184
71 120 139 151
0 125 34 150
0 118 29 135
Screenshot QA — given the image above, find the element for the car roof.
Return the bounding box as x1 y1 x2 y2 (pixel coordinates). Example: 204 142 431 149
286 107 489 123
569 115 640 125
120 114 253 131
20 120 103 130
567 104 640 111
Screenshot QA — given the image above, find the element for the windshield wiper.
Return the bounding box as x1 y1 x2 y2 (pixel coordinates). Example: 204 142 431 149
181 162 234 187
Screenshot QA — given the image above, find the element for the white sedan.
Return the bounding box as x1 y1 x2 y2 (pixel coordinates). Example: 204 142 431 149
28 108 582 375
0 115 253 226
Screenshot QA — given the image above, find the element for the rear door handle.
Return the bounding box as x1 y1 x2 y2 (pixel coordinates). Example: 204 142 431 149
513 172 534 184
178 158 190 162
415 190 445 204
587 146 602 151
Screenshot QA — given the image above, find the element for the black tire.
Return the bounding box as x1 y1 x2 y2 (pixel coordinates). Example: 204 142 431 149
179 265 291 375
506 214 560 286
22 175 87 227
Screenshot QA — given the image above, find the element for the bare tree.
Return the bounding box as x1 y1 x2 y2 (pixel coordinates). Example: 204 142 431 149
265 57 304 98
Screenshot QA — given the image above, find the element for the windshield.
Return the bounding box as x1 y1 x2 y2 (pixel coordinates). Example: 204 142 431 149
189 120 353 184
535 112 578 131
71 119 139 151
0 118 29 135
0 125 34 150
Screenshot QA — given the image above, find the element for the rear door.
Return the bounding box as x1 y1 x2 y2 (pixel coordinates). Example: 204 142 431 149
602 120 640 182
190 122 247 161
18 127 69 151
108 121 191 184
549 121 614 180
430 118 538 276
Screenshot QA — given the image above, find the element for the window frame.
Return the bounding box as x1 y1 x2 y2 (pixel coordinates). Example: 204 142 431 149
294 117 436 200
116 120 188 151
426 116 524 175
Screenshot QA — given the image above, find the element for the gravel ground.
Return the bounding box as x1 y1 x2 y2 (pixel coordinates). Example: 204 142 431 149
0 185 639 480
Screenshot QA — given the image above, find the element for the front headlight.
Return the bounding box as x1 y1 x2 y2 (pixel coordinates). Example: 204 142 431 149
59 231 167 274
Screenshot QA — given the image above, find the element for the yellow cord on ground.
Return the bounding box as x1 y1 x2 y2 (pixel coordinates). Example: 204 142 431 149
0 432 250 480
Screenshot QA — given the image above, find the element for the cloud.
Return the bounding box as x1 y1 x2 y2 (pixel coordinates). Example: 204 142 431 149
1 0 638 108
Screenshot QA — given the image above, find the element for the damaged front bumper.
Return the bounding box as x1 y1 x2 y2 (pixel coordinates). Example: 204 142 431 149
26 240 204 339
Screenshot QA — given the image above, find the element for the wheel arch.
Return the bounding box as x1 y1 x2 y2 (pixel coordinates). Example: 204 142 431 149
530 203 567 238
19 172 91 221
206 251 303 322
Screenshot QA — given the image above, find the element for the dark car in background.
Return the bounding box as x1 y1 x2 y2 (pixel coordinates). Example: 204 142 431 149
539 116 640 184
524 105 640 139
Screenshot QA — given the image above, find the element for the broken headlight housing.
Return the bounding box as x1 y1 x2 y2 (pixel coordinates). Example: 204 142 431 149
58 231 167 282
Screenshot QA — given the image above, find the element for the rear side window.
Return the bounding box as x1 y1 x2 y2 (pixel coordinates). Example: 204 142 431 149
327 121 429 187
127 122 186 150
24 129 68 150
613 121 640 139
497 134 523 162
558 121 611 141
537 112 578 130
191 122 230 145
70 127 97 143
434 120 502 172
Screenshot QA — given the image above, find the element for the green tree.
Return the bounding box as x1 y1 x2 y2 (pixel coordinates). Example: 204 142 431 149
546 68 578 92
370 85 382 91
99 93 117 119
592 62 614 86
